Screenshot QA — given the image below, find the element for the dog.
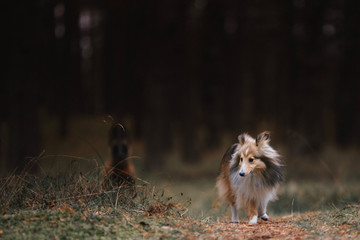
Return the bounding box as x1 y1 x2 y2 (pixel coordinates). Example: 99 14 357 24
105 123 136 188
216 131 283 224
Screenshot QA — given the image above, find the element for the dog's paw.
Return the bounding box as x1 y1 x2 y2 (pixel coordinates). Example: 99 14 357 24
248 216 258 224
260 214 269 221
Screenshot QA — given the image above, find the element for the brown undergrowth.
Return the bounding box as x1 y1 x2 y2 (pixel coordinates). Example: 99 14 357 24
0 154 190 220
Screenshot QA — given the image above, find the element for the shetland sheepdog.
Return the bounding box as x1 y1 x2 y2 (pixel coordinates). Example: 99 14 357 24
216 131 283 224
105 123 136 188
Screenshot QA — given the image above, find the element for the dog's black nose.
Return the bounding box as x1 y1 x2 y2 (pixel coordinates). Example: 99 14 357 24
239 172 245 177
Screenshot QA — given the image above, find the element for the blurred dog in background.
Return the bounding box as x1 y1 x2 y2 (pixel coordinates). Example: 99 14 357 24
104 123 136 191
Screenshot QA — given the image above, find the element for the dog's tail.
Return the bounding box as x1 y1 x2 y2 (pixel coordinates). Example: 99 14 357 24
108 123 135 185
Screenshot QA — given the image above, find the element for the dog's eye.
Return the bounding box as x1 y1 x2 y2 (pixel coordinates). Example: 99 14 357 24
249 158 254 163
240 157 243 162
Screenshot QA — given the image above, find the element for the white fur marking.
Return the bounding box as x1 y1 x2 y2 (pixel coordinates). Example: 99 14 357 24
249 216 258 224
245 148 249 156
240 166 245 175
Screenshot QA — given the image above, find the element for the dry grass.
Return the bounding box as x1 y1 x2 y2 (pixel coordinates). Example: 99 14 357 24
0 153 189 218
0 155 193 239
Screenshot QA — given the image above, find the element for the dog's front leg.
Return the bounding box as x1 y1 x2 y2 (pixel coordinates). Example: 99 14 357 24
231 205 239 223
247 200 258 224
258 201 269 221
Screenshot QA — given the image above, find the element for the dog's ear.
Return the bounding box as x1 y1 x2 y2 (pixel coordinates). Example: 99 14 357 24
256 131 270 146
238 133 250 145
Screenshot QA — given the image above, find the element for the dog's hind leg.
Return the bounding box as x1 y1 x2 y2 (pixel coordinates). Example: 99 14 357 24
231 205 239 223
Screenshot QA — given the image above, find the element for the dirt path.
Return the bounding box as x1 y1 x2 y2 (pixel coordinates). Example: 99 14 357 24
161 216 312 239
203 217 310 239
140 209 359 239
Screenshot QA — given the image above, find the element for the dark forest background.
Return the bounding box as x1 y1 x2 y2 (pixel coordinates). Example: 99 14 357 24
1 0 360 178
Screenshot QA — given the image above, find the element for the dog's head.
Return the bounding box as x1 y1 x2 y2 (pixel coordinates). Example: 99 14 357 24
231 131 279 177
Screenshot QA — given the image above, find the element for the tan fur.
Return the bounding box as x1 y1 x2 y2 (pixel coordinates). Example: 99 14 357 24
216 145 237 206
247 199 257 219
104 157 136 180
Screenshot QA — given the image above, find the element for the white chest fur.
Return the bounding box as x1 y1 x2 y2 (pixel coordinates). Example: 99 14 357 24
230 172 278 210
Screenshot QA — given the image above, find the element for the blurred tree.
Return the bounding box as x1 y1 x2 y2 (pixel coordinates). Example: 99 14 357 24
5 1 43 173
336 0 360 147
52 0 80 137
144 81 166 171
1 0 360 175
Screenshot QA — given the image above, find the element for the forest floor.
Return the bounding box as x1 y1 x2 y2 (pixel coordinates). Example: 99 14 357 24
0 204 359 239
0 170 359 239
